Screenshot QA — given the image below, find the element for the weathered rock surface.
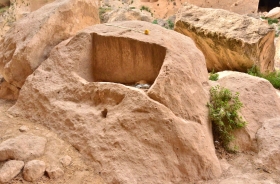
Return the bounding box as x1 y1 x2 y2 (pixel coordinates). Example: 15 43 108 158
10 21 221 183
0 135 47 161
215 71 280 151
256 118 280 171
0 0 100 91
101 8 153 23
23 160 46 182
0 160 24 183
46 165 64 179
60 155 72 167
175 3 275 73
265 7 280 19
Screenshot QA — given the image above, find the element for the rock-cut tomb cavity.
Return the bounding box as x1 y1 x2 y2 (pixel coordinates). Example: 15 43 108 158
76 33 166 87
258 0 279 12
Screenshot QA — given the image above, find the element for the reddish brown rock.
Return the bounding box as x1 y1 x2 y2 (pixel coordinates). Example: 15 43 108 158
10 21 221 183
0 0 99 91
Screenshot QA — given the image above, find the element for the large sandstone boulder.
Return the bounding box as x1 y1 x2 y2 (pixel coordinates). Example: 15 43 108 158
9 21 222 183
175 3 275 73
215 71 280 151
0 0 99 90
0 160 24 183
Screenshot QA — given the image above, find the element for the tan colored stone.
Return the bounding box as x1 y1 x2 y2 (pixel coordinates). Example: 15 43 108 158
23 160 46 182
0 160 24 183
46 165 64 179
256 118 280 171
175 3 275 74
0 0 100 91
0 135 47 161
216 71 280 151
10 21 221 183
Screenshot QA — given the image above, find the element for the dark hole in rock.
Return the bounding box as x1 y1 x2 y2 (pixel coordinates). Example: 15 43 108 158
101 108 108 118
258 0 279 12
75 33 167 87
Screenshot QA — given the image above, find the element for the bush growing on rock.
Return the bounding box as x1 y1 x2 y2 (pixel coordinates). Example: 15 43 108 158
248 65 280 89
207 85 247 151
209 70 219 81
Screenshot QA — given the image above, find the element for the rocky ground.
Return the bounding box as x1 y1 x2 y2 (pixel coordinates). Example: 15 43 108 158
1 99 280 183
0 99 105 184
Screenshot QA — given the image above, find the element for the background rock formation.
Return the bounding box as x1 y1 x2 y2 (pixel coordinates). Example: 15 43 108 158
9 21 222 183
175 3 275 73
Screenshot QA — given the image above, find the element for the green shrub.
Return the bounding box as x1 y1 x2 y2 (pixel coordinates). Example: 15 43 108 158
152 19 158 24
207 86 247 151
140 6 151 13
164 19 174 29
209 70 219 81
261 16 279 25
247 65 280 89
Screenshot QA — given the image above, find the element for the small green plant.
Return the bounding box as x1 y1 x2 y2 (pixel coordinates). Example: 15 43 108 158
207 86 247 151
248 65 280 89
152 19 158 24
140 6 151 13
165 19 174 29
261 16 279 25
0 6 9 14
209 70 219 81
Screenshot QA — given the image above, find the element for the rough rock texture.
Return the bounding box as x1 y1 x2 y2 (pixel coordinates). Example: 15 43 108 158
46 165 64 179
60 155 72 167
23 160 46 182
274 37 280 69
0 0 100 90
256 118 280 170
10 21 222 183
215 71 280 151
0 160 24 183
101 8 153 23
265 7 280 19
175 3 275 73
0 135 47 161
